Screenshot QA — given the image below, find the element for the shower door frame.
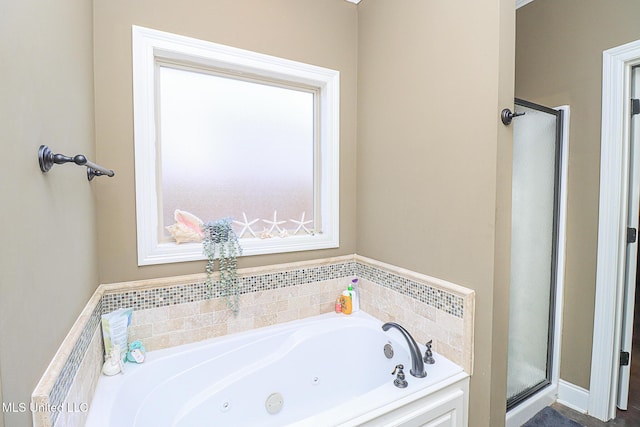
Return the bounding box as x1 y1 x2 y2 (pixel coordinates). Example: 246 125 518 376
506 98 564 412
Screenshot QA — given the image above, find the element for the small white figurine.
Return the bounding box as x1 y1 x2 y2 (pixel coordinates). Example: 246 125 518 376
102 345 125 376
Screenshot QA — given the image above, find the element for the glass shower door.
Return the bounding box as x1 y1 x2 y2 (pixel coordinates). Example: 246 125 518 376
507 99 563 410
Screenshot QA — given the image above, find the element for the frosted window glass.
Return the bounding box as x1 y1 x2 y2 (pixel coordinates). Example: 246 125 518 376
158 66 314 240
507 104 559 403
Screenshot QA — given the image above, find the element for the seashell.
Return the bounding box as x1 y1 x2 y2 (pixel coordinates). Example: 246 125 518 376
166 209 204 243
174 209 204 237
260 227 273 239
166 222 203 244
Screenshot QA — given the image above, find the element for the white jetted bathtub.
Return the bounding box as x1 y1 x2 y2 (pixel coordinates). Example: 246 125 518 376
86 311 468 426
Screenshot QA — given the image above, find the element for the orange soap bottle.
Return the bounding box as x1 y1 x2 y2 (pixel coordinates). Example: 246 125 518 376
340 291 352 315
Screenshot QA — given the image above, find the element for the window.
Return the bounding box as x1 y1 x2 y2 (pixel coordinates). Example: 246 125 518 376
132 26 340 266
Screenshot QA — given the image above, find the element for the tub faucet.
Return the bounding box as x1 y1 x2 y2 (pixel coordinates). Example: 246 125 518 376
382 322 427 378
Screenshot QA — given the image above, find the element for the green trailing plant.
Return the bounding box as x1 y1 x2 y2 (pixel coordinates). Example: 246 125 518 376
202 218 242 314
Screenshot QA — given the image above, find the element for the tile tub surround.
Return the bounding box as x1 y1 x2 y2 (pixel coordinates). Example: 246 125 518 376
355 255 474 374
125 278 350 353
54 328 102 427
31 291 104 427
32 254 474 427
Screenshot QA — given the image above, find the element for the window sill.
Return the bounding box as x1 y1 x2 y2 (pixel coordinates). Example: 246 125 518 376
138 233 339 266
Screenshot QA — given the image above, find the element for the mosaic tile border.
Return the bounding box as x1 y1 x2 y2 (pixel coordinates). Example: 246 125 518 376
100 262 357 314
356 263 464 318
47 299 102 426
100 261 464 318
41 256 467 426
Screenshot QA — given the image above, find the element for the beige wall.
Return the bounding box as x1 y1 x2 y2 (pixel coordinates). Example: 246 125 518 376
356 1 514 425
516 0 640 390
0 0 98 426
93 0 358 284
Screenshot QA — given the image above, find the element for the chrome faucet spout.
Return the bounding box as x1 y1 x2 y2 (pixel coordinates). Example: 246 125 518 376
382 322 427 378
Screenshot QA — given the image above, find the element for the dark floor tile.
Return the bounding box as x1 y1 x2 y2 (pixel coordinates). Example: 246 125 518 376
551 402 640 427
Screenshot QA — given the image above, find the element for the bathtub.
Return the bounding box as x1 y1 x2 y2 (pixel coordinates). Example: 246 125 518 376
85 311 468 427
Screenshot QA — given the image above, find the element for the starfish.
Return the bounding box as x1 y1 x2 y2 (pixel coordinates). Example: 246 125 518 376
290 212 313 235
233 212 259 238
262 210 286 234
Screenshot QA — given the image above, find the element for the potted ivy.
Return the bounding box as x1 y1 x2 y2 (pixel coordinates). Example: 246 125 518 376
202 218 242 314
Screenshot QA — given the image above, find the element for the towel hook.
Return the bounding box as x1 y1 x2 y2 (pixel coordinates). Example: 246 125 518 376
501 108 525 126
38 145 115 181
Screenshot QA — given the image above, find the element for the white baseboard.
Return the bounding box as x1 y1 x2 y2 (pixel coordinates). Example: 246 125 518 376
557 379 590 414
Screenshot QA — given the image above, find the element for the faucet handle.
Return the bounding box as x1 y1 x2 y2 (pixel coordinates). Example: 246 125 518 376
423 340 435 364
391 364 408 388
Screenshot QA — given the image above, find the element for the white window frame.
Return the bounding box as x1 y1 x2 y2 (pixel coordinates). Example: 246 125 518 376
132 26 340 266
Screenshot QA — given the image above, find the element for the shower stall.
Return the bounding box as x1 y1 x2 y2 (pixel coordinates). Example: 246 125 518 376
506 98 565 413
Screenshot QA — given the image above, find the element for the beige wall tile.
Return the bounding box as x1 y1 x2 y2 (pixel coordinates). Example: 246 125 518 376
184 313 214 330
252 290 277 304
168 302 199 318
227 317 255 334
129 324 153 342
255 314 278 329
276 309 299 324
277 287 299 301
299 304 322 317
132 306 169 325
199 298 228 314
153 317 186 335
197 324 228 341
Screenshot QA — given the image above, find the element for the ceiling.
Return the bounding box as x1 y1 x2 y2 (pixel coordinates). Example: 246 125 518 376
346 0 532 8
516 0 535 8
